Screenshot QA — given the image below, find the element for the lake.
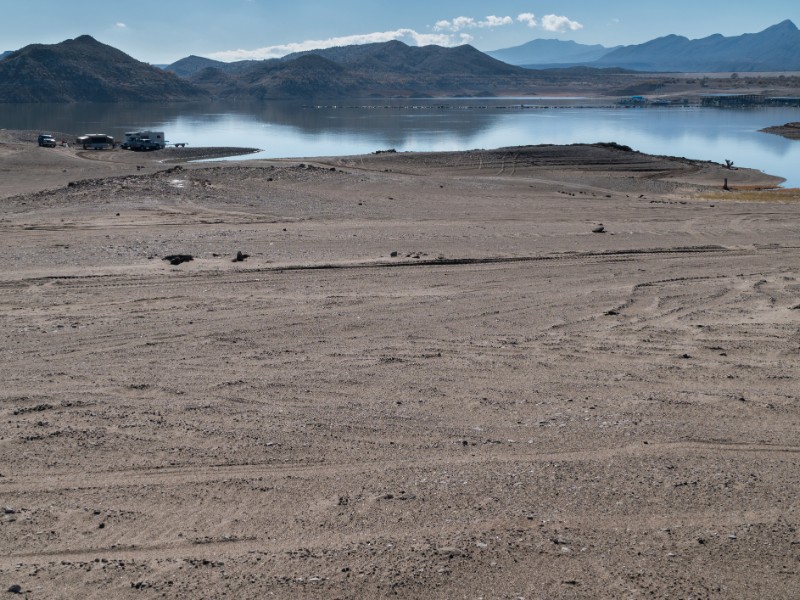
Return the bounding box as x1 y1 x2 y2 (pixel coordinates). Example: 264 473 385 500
2 99 799 186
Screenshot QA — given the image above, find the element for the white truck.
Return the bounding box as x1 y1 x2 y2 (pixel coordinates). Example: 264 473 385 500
120 130 166 151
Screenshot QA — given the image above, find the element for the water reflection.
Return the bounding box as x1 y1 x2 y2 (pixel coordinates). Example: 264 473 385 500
2 100 799 185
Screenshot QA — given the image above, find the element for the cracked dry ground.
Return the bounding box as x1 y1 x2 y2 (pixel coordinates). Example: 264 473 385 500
1 145 799 599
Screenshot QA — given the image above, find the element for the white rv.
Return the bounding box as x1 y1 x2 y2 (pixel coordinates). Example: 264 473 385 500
120 130 166 151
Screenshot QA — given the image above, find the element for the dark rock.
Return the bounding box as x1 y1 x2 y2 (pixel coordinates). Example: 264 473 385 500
605 309 620 316
390 251 398 257
7 585 22 594
163 254 193 266
592 225 606 233
232 251 249 262
436 546 465 558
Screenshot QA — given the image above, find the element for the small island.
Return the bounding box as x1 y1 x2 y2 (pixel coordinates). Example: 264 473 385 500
761 122 800 140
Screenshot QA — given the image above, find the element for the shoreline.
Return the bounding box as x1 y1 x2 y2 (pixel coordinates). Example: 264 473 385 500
760 121 800 140
1 128 789 198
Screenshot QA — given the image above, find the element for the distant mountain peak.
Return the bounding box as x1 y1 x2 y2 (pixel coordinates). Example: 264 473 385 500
766 19 798 31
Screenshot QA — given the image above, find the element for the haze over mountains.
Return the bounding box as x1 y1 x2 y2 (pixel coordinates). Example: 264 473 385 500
0 20 798 103
487 40 619 68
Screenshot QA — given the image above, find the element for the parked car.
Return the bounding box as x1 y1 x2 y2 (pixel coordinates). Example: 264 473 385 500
37 134 57 147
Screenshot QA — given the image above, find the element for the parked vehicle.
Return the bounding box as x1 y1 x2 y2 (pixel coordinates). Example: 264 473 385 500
120 130 165 151
77 134 115 150
37 134 57 147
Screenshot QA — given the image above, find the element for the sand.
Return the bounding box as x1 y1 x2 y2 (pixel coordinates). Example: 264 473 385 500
761 122 800 140
1 131 799 599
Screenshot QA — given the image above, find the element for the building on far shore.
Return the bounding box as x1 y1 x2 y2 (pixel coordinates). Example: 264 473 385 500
701 94 800 107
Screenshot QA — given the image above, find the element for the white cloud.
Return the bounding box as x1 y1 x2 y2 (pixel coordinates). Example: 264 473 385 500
207 11 584 62
115 22 127 29
434 15 514 32
541 14 583 32
437 12 582 33
208 29 456 61
483 15 514 28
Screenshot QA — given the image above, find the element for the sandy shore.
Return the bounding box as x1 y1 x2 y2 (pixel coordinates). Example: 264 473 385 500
761 122 800 140
1 130 799 599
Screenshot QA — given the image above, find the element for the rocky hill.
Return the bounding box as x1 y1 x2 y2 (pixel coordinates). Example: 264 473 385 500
0 35 208 102
0 50 12 60
281 40 524 77
165 54 263 78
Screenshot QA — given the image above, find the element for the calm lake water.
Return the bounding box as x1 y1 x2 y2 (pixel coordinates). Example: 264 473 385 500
3 99 800 186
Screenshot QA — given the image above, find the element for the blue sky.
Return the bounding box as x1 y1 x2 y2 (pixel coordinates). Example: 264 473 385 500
1 0 798 64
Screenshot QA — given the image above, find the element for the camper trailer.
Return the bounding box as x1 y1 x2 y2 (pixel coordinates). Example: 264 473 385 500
77 134 115 150
120 130 165 151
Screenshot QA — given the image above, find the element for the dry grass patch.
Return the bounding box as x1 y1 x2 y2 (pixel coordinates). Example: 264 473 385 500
696 187 800 203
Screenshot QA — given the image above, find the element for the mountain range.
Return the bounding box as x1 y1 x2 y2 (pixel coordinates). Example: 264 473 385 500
183 41 556 100
1 20 798 103
3 35 611 102
594 19 800 72
491 20 800 72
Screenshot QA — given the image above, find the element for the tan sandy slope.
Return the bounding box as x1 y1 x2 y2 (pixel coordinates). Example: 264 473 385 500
1 132 798 598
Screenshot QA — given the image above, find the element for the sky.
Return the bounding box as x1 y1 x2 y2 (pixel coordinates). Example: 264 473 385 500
1 0 798 64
